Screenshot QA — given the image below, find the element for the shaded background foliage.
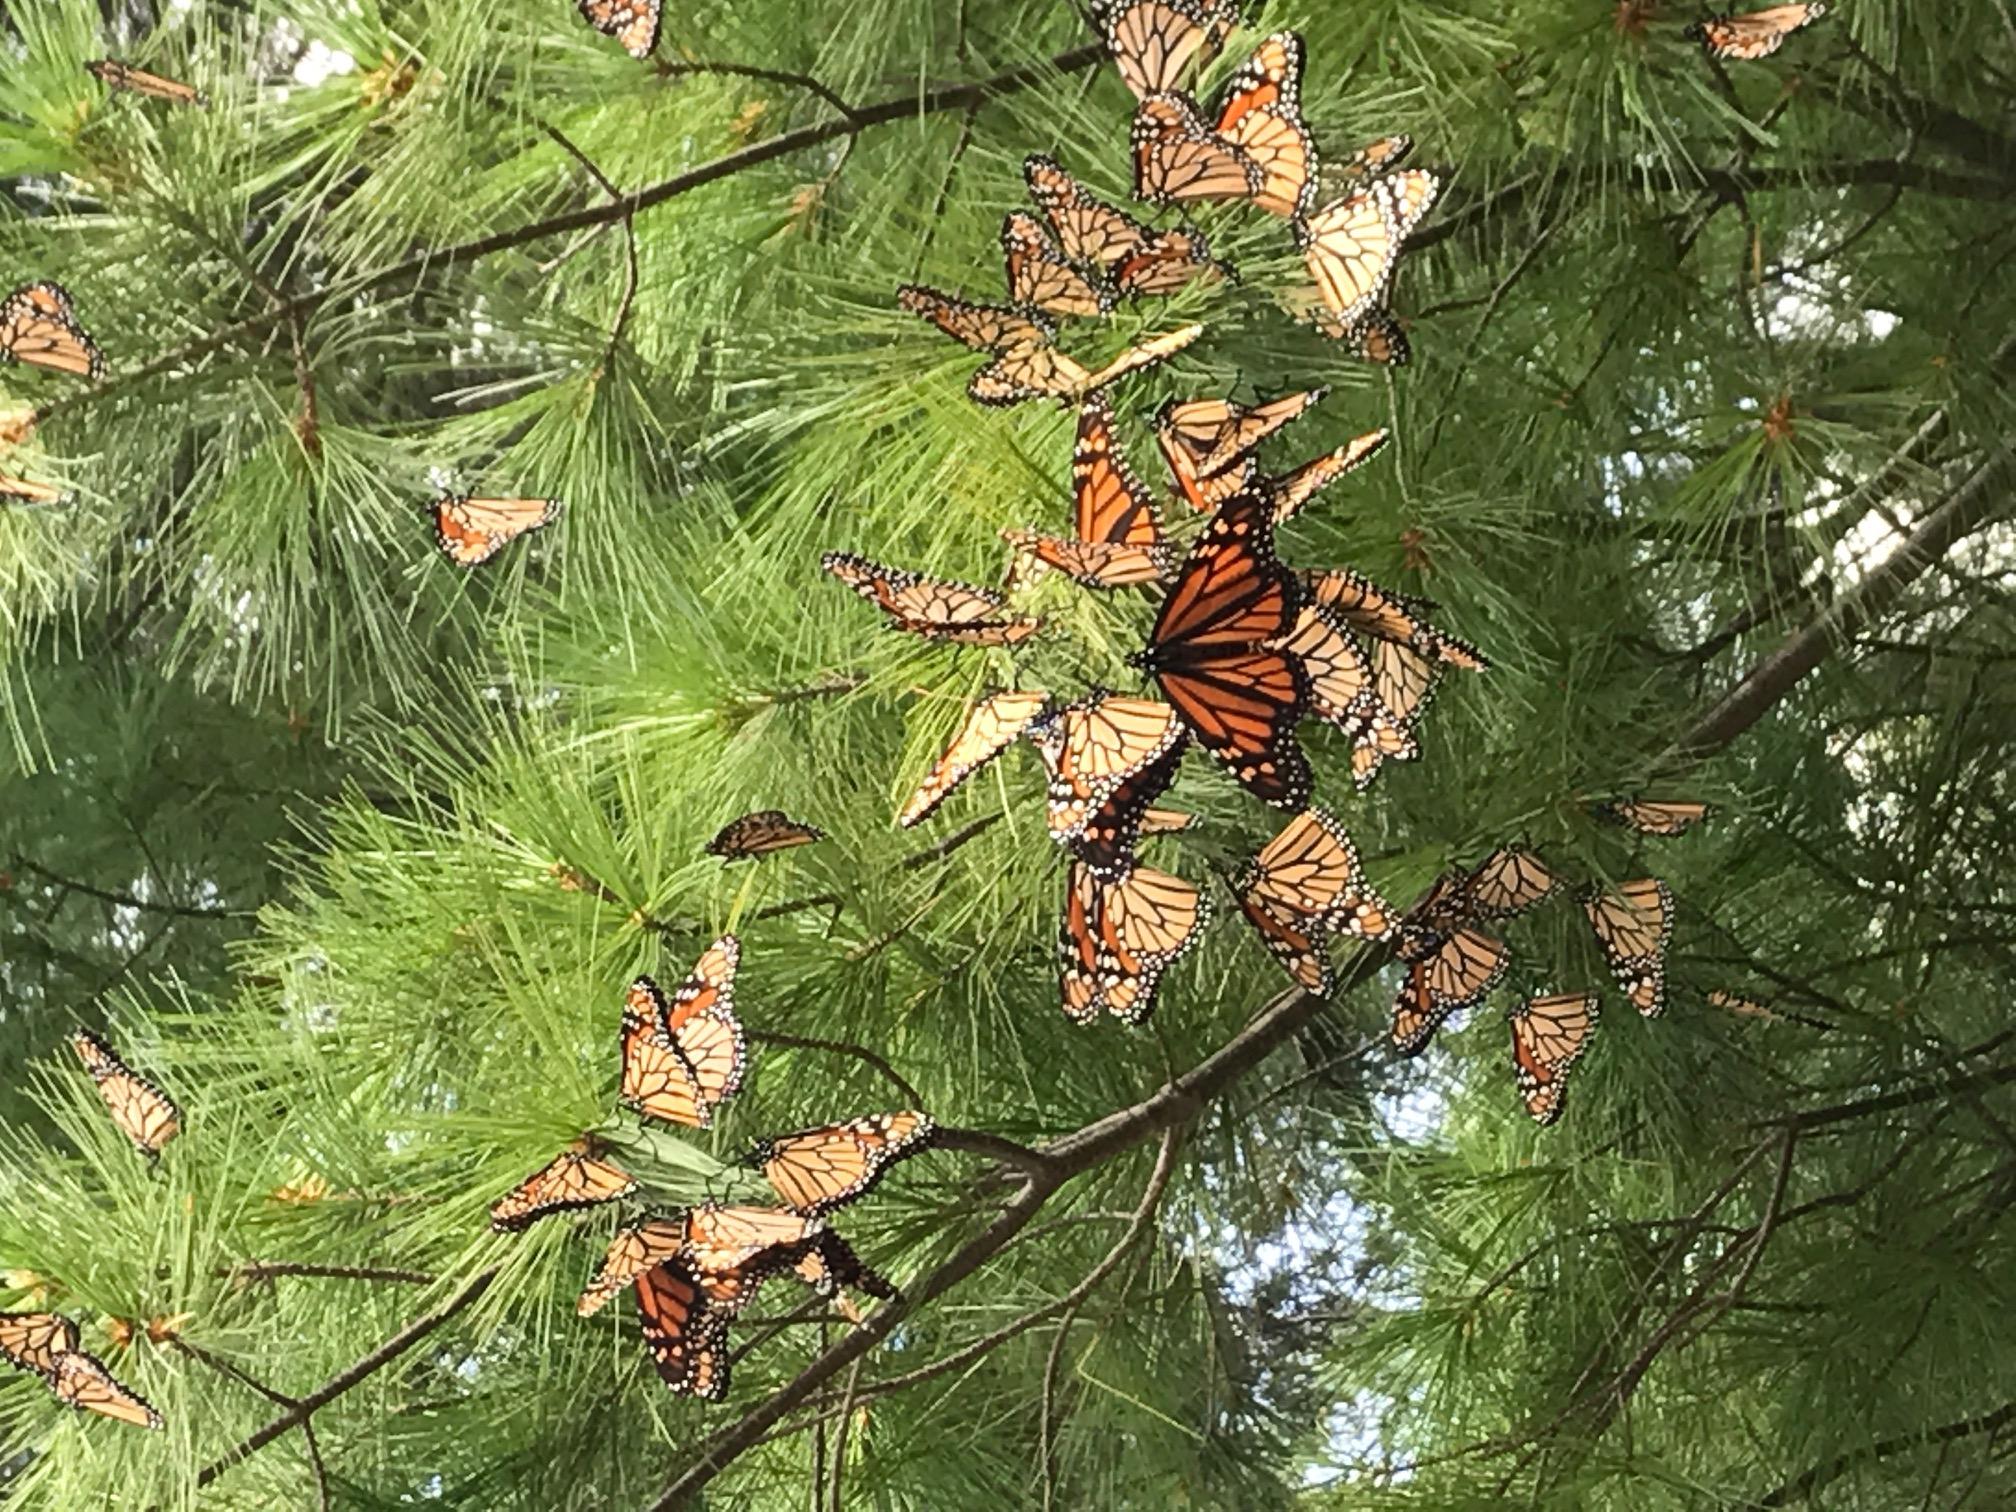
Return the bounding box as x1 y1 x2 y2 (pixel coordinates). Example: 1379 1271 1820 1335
1 0 2013 1506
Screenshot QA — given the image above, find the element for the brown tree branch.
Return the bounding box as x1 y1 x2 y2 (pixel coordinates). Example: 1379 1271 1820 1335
218 1260 439 1287
1759 1400 2016 1506
744 1028 927 1108
195 1268 498 1488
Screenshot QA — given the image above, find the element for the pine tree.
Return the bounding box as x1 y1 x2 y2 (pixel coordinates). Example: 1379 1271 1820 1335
1 0 2012 1507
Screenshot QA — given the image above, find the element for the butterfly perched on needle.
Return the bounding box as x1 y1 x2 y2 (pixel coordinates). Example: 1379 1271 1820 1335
1155 388 1330 514
1 283 106 381
898 689 1050 828
577 0 663 57
822 551 1042 646
430 492 561 567
489 1137 636 1232
1132 491 1312 808
1001 212 1113 319
69 1030 180 1160
619 937 746 1129
705 810 825 861
1265 431 1391 523
1002 394 1173 589
0 1314 162 1429
1389 847 1556 1054
1582 879 1674 1017
1296 169 1442 335
749 1111 938 1217
86 59 206 106
1022 156 1228 299
1232 808 1396 996
1060 860 1210 1025
1028 691 1188 879
1096 0 1239 99
896 286 1199 407
1595 799 1712 837
1687 3 1827 59
1509 992 1599 1126
0 476 69 507
1133 33 1319 218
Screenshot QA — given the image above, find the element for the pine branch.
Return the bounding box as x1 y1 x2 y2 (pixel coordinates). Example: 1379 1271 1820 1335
11 857 249 921
218 1261 438 1287
195 1268 498 1489
743 1028 926 1107
1759 1400 2016 1506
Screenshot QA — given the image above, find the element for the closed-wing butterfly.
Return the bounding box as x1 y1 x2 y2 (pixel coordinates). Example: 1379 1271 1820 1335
1060 860 1210 1024
1304 567 1489 670
85 59 206 106
490 1138 637 1232
969 324 1202 408
1687 4 1827 59
0 476 69 506
1509 992 1599 1126
1159 389 1329 478
705 810 825 861
1335 134 1414 185
1096 0 1238 99
1268 606 1416 781
1132 492 1312 807
619 937 746 1128
678 1204 827 1316
0 1314 80 1378
1582 879 1674 1016
1296 169 1442 333
1595 799 1712 836
578 1218 686 1319
1 283 106 380
50 1351 162 1429
1022 156 1226 297
898 284 1055 357
750 1111 938 1218
1028 691 1188 878
431 493 561 567
1003 394 1172 588
1266 431 1391 523
1233 808 1396 996
1464 845 1559 918
793 1230 897 1303
70 1030 180 1160
898 689 1049 828
1001 213 1112 319
634 1256 729 1398
1133 34 1318 218
821 552 1042 645
578 0 663 57
1391 916 1512 1056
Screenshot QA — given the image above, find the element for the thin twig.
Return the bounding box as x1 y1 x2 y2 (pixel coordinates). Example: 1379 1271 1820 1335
12 857 246 920
539 123 638 365
745 1029 927 1108
653 60 861 121
218 1260 439 1287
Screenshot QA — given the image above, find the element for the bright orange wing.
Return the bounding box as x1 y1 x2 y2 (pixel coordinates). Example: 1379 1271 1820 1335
1002 213 1112 319
431 495 561 567
51 1351 162 1429
490 1139 636 1232
1098 0 1238 99
1209 34 1317 217
1687 4 1827 59
1510 992 1599 1125
1582 879 1674 1017
576 0 663 57
752 1112 938 1217
578 1218 686 1317
1 283 105 380
822 552 1042 644
634 1258 728 1398
70 1030 180 1159
0 1313 80 1378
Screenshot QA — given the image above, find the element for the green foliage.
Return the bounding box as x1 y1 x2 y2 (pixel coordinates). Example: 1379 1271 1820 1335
0 0 2012 1507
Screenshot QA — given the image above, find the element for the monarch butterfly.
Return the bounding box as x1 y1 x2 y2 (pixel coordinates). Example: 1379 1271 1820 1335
1133 35 1317 218
1465 846 1558 918
0 476 69 506
1595 799 1712 837
898 689 1049 828
1391 922 1511 1056
1004 530 1175 589
968 323 1202 408
578 0 663 57
750 1111 938 1217
821 552 1042 646
1132 492 1312 808
1029 692 1188 878
619 937 746 1128
705 810 825 861
1 283 106 381
1509 992 1599 1126
1060 860 1209 1024
1303 568 1489 670
1003 394 1173 588
1346 308 1413 366
634 1257 729 1398
793 1230 898 1302
430 494 561 567
1158 389 1329 478
577 1219 686 1318
1266 431 1391 523
490 1137 637 1232
1233 809 1395 996
1582 879 1674 1017
1266 607 1415 776
0 1313 79 1378
1335 134 1415 184
1001 213 1113 319
69 1030 180 1160
1022 156 1228 297
50 1350 162 1429
85 59 206 106
1159 425 1256 513
1096 0 1238 100
1296 169 1442 333
897 285 1056 357
1687 4 1827 59
680 1203 826 1314
1138 807 1199 836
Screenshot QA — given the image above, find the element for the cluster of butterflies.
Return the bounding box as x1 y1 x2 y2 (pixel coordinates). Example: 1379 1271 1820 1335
487 935 937 1398
0 1031 186 1431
